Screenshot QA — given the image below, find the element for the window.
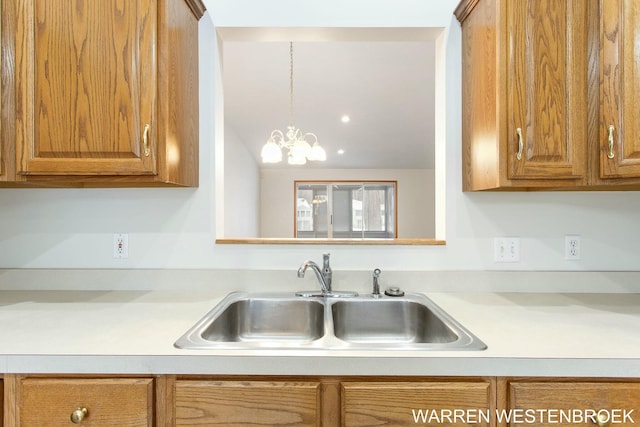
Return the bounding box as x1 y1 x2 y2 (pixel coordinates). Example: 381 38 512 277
295 181 397 239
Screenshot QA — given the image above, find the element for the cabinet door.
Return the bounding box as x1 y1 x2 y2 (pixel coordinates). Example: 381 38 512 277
508 0 588 181
174 380 321 426
15 0 157 176
600 0 640 178
342 381 493 427
509 382 640 426
16 377 154 426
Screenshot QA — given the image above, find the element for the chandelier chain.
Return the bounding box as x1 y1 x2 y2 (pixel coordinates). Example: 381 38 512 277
289 41 294 126
260 40 326 164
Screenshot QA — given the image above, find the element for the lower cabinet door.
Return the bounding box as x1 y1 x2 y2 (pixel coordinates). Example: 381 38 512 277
509 381 640 426
174 380 321 426
341 381 494 427
16 377 153 427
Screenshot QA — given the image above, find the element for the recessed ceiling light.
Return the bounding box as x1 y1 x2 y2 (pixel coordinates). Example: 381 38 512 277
337 149 345 155
341 115 351 123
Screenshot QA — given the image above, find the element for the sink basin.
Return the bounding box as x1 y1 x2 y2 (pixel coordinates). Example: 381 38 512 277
175 294 325 349
175 292 486 351
331 299 458 344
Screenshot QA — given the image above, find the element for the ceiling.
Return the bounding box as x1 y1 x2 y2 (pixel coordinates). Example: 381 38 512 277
223 39 436 169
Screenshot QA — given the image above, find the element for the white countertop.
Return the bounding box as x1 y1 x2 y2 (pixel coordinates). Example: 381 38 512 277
0 290 639 377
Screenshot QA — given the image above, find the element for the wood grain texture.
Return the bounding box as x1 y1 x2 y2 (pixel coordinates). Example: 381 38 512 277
10 0 200 186
341 380 494 427
509 381 640 425
156 0 199 186
459 0 595 190
4 375 16 427
454 0 483 24
16 0 157 176
0 0 3 179
174 380 321 426
460 0 500 191
15 377 154 427
0 377 4 427
508 0 588 182
1 0 17 182
183 0 206 19
599 0 640 180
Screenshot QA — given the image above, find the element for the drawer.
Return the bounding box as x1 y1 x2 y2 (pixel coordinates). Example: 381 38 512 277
342 381 493 426
174 380 321 426
16 377 153 427
509 381 640 426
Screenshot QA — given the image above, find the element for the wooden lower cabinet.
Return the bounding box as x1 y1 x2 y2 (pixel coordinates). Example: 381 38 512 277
342 380 494 426
6 376 154 427
160 376 494 427
505 379 640 427
170 379 323 426
3 375 640 427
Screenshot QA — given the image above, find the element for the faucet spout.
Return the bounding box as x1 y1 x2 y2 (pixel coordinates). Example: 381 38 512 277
297 261 331 294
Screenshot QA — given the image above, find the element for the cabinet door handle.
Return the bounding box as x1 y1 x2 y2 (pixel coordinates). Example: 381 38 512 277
70 407 88 424
143 124 151 157
607 125 615 159
516 127 523 160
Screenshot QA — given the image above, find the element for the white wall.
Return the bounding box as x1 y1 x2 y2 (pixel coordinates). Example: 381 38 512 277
260 168 434 238
0 0 639 274
223 125 260 237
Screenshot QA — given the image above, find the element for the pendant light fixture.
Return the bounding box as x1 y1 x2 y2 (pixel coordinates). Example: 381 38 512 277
261 42 327 165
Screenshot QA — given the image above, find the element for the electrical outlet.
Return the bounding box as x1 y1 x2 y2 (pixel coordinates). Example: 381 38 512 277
113 233 129 259
494 237 520 262
565 235 580 260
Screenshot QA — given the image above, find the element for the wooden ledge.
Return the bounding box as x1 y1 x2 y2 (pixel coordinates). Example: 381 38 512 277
215 238 446 246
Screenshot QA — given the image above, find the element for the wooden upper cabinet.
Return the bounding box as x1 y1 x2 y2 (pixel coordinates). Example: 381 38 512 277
600 0 640 180
456 0 590 190
16 0 157 177
508 0 588 182
0 0 3 181
11 0 204 186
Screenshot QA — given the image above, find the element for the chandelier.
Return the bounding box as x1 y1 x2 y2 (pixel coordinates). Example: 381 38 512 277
261 42 327 165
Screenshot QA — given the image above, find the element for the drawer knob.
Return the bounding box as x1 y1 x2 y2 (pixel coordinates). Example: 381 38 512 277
595 411 611 427
70 407 88 424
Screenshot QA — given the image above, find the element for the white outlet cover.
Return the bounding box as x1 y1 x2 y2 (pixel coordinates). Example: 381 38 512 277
113 233 129 259
565 235 581 260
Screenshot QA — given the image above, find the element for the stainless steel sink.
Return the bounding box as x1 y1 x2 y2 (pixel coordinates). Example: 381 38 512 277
175 294 325 349
175 292 486 351
332 299 458 344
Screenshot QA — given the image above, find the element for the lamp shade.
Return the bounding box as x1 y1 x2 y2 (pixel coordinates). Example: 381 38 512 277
261 139 282 163
307 143 327 161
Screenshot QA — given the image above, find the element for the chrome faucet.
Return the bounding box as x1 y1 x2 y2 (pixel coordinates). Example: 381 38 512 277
296 253 358 298
297 253 332 294
372 268 382 298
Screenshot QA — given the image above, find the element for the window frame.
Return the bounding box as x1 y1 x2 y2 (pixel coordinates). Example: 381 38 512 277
293 180 398 239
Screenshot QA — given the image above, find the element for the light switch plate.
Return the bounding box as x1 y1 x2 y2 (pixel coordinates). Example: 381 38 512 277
494 237 520 263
